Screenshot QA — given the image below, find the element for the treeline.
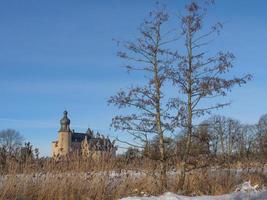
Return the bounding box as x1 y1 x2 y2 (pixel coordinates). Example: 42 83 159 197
124 114 267 165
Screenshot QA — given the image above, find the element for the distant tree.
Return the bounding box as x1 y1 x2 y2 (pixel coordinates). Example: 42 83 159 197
207 115 258 161
207 116 241 157
108 7 177 191
124 147 141 160
20 142 34 161
167 2 251 188
239 124 257 159
193 123 210 156
258 114 267 133
34 148 40 160
257 114 267 159
0 129 24 155
143 136 176 160
176 123 211 171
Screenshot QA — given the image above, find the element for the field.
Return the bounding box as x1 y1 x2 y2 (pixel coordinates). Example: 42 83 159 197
0 157 266 200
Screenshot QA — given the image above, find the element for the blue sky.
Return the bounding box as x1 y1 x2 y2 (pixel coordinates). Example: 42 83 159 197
0 0 266 156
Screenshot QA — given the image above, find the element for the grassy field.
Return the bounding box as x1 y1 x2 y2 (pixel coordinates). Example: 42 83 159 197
0 157 266 200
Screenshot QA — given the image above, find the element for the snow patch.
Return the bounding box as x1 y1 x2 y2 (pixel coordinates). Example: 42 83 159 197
235 181 259 193
120 182 266 200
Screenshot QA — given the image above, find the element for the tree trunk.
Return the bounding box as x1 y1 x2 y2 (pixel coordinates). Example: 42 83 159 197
178 161 186 191
159 150 167 191
156 83 167 192
154 56 167 191
180 25 193 191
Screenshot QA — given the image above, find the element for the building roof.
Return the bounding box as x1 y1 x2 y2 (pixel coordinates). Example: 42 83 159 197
59 110 71 132
71 132 88 143
71 130 113 151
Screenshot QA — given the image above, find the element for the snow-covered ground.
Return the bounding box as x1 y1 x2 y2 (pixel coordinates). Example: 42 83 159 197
121 191 267 200
121 182 267 200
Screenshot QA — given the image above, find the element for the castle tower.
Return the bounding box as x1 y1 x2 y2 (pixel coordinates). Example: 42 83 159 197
58 110 72 156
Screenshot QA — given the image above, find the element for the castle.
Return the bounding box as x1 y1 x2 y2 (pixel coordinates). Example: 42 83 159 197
52 111 116 159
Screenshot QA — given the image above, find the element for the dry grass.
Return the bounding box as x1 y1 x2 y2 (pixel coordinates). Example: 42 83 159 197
0 157 266 200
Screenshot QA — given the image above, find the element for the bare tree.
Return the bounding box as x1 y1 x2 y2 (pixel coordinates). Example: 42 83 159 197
239 124 257 160
181 122 211 165
144 136 176 161
108 8 177 190
208 116 227 156
207 116 241 157
124 147 141 160
167 2 251 188
0 129 24 155
208 115 259 161
257 114 267 159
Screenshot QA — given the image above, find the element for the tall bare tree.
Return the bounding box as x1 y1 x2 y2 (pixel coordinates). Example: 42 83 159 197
108 8 177 190
167 1 251 188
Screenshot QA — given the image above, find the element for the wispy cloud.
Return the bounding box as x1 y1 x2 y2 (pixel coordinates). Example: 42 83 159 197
0 79 141 95
0 117 111 132
0 118 57 129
